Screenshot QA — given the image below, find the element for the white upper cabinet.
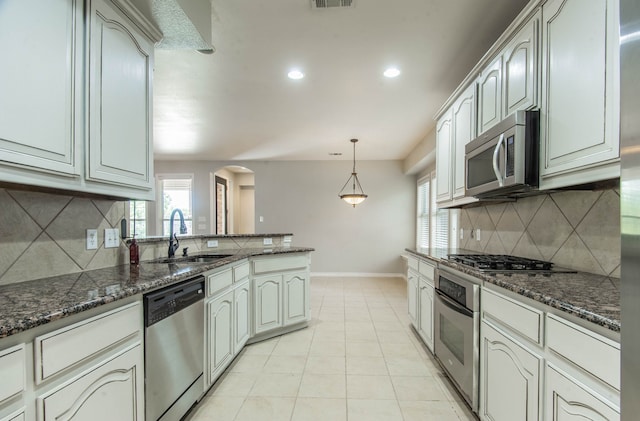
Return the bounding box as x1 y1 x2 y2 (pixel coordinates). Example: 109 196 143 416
452 84 476 199
435 111 453 203
503 13 539 117
436 83 476 206
477 56 503 135
0 0 160 200
478 12 540 136
539 0 619 189
87 0 154 191
0 0 82 177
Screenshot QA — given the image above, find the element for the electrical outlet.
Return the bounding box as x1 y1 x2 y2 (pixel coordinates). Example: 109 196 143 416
207 240 219 248
263 237 273 246
259 216 264 222
459 228 464 240
105 228 119 248
284 235 292 243
476 228 481 241
86 229 98 250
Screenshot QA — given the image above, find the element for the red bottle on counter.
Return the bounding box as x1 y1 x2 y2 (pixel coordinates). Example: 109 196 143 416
129 238 140 265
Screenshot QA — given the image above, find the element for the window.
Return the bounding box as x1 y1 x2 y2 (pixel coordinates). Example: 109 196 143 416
158 175 193 235
129 200 147 238
417 175 430 248
416 171 457 249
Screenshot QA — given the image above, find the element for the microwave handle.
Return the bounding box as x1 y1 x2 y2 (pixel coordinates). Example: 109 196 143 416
492 133 505 187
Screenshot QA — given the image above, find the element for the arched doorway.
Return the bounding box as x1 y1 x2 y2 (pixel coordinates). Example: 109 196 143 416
211 166 255 234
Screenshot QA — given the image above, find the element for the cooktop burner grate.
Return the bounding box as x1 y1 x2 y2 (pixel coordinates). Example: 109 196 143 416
447 254 559 272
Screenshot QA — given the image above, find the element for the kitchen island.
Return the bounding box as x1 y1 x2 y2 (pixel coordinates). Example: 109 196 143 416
0 244 313 421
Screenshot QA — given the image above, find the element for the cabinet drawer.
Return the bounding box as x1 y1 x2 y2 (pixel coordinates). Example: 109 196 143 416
0 345 26 403
233 261 250 281
252 255 308 274
208 268 233 296
482 288 543 345
35 302 141 384
547 314 620 390
407 256 419 271
418 260 435 281
1 409 25 421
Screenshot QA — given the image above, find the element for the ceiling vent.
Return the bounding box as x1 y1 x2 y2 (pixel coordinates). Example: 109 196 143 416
311 0 354 9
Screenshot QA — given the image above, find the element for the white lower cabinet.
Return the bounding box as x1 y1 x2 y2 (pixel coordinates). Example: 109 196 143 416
207 290 234 383
38 343 143 421
546 364 619 421
233 279 250 355
480 321 542 421
406 256 435 353
253 275 283 335
251 254 311 338
283 272 310 326
407 270 419 329
417 279 434 352
479 287 620 421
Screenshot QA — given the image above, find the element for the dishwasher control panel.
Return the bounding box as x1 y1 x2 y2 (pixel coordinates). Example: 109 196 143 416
144 276 205 327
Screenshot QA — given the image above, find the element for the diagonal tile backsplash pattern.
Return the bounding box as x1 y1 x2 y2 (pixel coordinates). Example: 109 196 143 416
0 188 127 285
458 188 620 277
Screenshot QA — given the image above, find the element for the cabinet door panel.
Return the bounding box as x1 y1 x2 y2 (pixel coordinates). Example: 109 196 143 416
0 0 80 175
418 280 434 352
39 344 143 421
254 276 282 334
234 281 250 354
407 271 419 329
503 16 538 116
546 364 619 421
480 322 541 421
209 291 234 381
541 0 618 177
283 272 309 326
452 84 476 199
435 113 453 203
478 57 502 134
88 0 153 189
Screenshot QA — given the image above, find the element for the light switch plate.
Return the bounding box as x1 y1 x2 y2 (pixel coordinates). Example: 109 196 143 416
86 229 98 250
104 228 119 248
207 240 219 248
476 228 481 241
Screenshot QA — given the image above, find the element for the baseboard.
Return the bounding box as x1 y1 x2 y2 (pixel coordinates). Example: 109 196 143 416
311 272 405 279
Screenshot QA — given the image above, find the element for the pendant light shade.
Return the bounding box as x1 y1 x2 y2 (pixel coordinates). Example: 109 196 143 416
338 139 367 207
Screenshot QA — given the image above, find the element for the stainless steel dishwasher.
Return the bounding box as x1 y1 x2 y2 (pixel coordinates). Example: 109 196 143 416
145 276 205 421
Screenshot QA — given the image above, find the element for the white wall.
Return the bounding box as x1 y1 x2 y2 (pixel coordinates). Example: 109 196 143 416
154 160 416 275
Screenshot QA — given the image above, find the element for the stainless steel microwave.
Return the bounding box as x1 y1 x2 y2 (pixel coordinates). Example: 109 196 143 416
465 110 539 198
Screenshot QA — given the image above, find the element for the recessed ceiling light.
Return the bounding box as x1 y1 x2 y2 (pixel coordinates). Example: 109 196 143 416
288 70 304 80
383 67 401 78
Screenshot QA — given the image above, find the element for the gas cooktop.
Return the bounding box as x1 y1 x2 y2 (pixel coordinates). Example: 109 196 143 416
447 254 576 275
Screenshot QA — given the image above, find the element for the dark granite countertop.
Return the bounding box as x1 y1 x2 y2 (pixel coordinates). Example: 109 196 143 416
0 247 313 339
406 248 620 333
132 233 294 244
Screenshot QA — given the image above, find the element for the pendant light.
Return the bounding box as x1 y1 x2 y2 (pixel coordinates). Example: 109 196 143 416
338 139 368 207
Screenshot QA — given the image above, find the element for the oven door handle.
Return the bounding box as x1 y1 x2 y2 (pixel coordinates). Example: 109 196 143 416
435 289 474 318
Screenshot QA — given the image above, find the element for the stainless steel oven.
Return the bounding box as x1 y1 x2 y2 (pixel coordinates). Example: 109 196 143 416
434 266 480 412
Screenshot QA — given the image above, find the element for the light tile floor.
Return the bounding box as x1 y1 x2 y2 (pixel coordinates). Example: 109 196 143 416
186 276 477 421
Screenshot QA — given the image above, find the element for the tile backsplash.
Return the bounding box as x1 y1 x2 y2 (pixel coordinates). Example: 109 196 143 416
458 188 620 277
0 188 127 285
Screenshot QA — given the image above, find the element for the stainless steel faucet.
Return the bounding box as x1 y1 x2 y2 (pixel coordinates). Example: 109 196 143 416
168 209 187 258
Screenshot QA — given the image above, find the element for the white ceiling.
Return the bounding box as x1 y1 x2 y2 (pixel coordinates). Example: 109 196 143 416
152 0 530 162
